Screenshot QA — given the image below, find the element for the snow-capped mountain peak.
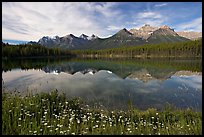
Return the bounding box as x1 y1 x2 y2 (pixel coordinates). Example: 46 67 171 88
87 34 98 40
51 36 60 39
79 34 89 40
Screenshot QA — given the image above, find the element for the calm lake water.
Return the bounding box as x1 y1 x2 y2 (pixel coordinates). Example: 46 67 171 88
2 57 202 111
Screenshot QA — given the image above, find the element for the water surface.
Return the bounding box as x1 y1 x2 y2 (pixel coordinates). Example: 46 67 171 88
2 58 202 111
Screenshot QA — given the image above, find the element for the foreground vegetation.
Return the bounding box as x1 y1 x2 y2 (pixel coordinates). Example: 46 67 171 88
2 91 202 135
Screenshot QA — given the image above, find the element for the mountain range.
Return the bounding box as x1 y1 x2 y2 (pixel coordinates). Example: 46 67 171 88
33 24 201 50
176 31 202 40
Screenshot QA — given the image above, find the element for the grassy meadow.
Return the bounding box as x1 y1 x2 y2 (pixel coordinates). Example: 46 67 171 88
2 90 202 135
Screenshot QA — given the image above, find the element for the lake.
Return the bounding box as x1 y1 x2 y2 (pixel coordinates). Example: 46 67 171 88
2 57 202 111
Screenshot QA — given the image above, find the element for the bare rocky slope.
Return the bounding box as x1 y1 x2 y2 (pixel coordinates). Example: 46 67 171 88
176 31 202 40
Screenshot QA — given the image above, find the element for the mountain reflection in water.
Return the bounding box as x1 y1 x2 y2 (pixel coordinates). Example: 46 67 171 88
2 58 202 111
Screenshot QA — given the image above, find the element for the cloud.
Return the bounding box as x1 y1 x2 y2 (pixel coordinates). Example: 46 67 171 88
137 11 162 19
92 2 121 18
171 75 202 91
2 2 202 41
154 3 167 7
2 2 121 41
106 25 124 31
131 11 167 28
175 17 202 32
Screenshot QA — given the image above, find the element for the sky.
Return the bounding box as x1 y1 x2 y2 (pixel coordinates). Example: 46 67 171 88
2 2 202 41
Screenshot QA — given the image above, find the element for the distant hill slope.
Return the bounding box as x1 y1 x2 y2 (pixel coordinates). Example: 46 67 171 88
87 28 145 49
176 31 202 40
147 26 190 44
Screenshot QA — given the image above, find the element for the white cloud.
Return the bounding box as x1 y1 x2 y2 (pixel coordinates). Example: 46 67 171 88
154 3 167 7
2 2 121 41
175 17 202 32
93 2 120 18
106 25 124 31
137 11 162 19
132 11 167 27
2 2 202 41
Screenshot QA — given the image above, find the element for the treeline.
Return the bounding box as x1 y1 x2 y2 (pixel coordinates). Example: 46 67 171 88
2 39 202 58
73 39 202 58
2 42 75 58
2 57 73 72
2 57 201 75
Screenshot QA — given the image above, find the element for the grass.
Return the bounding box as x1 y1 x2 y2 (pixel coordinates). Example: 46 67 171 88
2 90 202 135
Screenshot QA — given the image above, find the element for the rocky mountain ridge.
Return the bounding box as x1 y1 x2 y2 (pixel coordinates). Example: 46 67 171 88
36 24 194 50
